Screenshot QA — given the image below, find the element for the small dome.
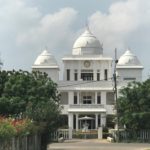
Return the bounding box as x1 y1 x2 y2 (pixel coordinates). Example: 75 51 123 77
33 49 58 68
117 49 142 66
72 28 103 55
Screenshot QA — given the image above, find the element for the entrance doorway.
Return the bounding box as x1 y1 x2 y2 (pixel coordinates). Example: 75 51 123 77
78 115 95 130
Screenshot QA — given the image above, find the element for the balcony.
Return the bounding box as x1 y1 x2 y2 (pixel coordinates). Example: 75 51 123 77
69 104 104 109
68 104 106 113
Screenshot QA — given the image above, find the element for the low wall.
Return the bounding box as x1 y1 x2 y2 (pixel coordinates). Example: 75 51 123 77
0 134 41 150
112 130 150 143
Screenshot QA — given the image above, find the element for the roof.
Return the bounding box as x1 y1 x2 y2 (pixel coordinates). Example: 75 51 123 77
72 28 103 55
117 49 143 69
32 49 59 69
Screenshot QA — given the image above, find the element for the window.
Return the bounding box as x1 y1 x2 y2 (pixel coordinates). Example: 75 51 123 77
97 92 101 104
97 96 101 104
67 69 70 81
104 69 108 80
97 73 100 81
81 70 93 81
124 78 136 81
74 70 78 81
74 92 77 104
83 96 92 104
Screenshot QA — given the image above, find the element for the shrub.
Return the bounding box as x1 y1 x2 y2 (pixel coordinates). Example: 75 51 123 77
0 116 38 139
0 117 16 139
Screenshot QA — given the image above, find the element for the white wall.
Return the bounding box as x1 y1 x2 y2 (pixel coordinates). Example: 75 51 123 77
33 68 59 82
117 68 143 82
63 59 112 81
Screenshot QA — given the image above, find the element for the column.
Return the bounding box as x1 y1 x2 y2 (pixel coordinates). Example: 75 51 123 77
68 91 74 105
101 68 104 81
101 91 106 105
95 114 98 129
94 70 97 81
69 69 72 81
68 113 73 129
78 69 81 81
101 113 106 127
95 91 97 104
76 114 79 131
68 113 73 140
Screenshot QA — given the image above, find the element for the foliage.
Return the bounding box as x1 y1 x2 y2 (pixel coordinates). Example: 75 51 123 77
0 70 61 149
0 70 61 123
0 116 36 139
0 116 16 139
117 79 150 129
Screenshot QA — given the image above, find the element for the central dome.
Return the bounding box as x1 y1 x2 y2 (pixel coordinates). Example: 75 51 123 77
72 28 103 55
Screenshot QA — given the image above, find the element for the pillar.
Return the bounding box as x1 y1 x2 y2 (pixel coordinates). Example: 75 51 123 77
68 113 73 129
76 114 79 131
101 113 106 127
68 91 74 105
94 69 97 81
95 114 98 129
78 69 81 81
98 127 103 139
101 91 106 105
68 113 73 139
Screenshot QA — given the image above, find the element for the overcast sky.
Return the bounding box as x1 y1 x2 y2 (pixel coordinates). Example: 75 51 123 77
0 0 150 80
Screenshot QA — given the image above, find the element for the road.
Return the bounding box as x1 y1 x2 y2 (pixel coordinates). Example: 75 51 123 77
48 139 150 150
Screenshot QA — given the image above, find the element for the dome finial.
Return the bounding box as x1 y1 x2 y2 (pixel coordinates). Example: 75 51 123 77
127 46 131 51
85 21 90 32
44 45 48 51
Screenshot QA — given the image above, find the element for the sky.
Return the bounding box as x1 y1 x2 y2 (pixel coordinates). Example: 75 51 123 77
0 0 150 80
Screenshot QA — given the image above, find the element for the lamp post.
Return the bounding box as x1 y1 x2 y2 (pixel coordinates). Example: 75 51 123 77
113 48 119 142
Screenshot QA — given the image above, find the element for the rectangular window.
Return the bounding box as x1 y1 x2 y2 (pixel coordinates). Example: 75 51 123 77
97 73 100 81
97 96 101 104
74 73 78 81
104 69 108 80
81 70 93 81
67 69 70 81
97 92 101 104
83 96 92 104
124 78 136 81
74 70 78 81
74 93 77 104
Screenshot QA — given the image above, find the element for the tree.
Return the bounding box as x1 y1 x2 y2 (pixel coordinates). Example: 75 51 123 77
117 79 150 130
0 70 61 149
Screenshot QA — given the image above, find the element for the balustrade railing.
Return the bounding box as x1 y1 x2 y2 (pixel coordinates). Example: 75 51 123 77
69 104 104 108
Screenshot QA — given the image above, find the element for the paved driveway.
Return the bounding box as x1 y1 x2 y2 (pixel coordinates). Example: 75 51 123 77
48 139 150 150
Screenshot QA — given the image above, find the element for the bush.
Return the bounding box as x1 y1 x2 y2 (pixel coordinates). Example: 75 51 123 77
0 117 16 139
0 116 38 139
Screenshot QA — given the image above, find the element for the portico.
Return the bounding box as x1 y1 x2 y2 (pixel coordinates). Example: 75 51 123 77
68 106 106 130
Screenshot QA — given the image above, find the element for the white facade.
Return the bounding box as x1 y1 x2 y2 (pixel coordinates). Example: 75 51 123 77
32 49 59 82
32 27 143 130
116 49 143 81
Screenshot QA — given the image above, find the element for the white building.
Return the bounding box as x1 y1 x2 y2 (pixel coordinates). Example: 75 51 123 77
32 27 143 131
